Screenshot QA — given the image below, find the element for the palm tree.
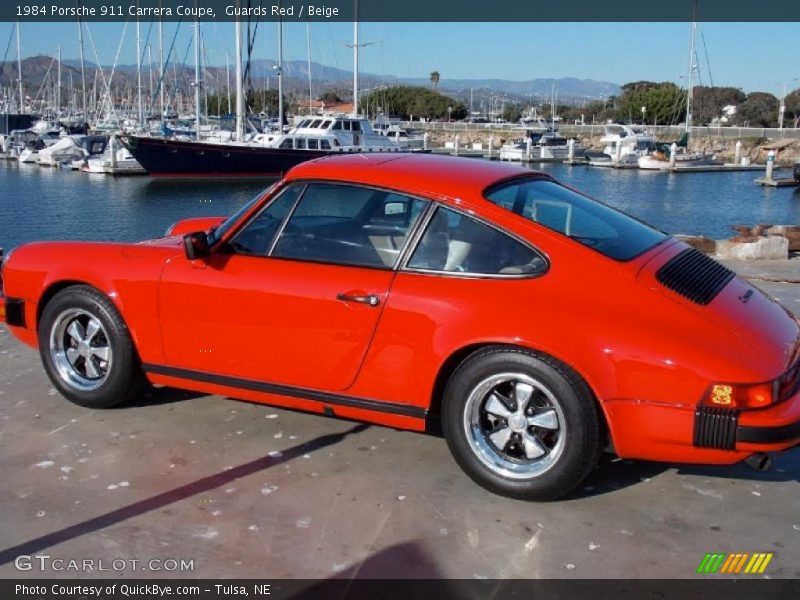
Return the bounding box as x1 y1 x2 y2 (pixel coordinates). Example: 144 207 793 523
430 71 440 91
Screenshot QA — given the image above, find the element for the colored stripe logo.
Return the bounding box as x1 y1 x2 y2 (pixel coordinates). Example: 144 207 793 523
697 552 773 574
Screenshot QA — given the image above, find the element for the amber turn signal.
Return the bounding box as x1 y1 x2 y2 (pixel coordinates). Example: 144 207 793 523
703 381 777 410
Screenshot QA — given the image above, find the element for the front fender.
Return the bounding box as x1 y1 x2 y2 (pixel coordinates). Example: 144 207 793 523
3 241 179 364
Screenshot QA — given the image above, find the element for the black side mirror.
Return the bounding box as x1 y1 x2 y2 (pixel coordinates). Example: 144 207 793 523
183 231 210 260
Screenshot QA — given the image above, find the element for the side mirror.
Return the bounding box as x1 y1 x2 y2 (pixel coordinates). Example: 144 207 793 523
183 231 211 260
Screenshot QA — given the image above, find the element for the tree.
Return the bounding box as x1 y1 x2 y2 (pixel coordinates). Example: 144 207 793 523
360 85 466 120
692 86 746 124
502 103 522 123
429 71 440 91
784 88 800 126
614 81 686 125
319 89 344 104
735 92 779 127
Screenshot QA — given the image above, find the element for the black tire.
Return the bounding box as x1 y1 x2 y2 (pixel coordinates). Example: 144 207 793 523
38 285 143 408
442 346 601 501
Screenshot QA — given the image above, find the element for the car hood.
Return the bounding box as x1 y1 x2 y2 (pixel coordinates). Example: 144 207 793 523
636 241 800 375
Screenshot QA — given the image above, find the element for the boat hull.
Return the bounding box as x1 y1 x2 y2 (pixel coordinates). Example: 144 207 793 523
121 135 341 178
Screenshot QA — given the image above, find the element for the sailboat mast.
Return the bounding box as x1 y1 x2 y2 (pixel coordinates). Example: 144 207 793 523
56 46 61 117
78 17 87 118
159 8 165 118
136 15 144 128
278 18 284 129
16 21 23 111
194 17 202 138
306 23 312 115
226 52 231 115
234 16 245 141
685 3 697 133
352 0 358 118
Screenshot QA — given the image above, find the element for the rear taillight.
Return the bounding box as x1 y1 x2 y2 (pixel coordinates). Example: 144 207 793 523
702 381 779 410
702 359 799 410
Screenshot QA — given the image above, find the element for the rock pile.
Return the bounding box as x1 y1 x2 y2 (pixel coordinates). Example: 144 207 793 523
676 224 800 260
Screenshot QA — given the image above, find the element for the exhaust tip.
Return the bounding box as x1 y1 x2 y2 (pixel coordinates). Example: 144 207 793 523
744 453 772 472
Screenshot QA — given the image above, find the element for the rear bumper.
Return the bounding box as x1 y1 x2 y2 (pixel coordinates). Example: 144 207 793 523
607 390 800 464
737 418 800 445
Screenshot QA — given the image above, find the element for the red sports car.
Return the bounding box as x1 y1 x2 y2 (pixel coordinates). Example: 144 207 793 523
1 154 798 500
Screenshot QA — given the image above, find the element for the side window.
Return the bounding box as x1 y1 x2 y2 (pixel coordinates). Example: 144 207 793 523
279 138 293 149
320 139 331 150
406 207 546 276
272 184 427 268
307 138 319 150
227 184 304 256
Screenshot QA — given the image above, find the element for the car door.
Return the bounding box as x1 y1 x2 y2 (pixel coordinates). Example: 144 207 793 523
157 182 428 392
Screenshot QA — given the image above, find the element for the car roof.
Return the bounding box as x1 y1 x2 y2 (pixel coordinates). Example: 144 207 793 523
283 153 546 200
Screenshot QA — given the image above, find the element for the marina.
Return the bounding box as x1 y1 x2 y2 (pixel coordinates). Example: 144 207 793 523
2 153 799 254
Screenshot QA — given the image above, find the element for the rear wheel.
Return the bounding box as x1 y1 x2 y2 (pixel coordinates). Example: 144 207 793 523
442 347 601 500
38 286 143 408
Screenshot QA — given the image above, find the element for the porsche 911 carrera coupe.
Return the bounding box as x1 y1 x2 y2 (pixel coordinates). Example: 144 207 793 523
2 153 798 499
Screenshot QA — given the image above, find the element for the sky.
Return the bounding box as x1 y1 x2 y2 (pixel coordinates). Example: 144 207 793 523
2 21 799 94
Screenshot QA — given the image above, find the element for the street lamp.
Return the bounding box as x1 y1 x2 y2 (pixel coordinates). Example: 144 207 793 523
778 78 799 131
641 106 646 126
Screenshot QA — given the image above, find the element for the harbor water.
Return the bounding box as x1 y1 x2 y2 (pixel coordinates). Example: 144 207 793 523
1 159 799 253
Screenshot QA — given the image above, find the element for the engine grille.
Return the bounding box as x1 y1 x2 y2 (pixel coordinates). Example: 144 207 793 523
656 248 735 305
693 406 739 450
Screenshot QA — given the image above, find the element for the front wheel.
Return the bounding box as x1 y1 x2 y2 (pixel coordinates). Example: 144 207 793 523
38 286 143 408
442 347 601 500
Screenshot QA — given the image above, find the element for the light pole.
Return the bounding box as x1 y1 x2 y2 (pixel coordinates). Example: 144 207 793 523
778 79 799 131
641 106 646 126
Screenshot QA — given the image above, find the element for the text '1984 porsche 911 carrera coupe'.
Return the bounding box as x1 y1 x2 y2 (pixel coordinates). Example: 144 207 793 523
2 153 799 499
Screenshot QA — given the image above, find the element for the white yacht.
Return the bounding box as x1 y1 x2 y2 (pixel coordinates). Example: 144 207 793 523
589 124 657 167
83 136 145 175
499 122 583 162
37 135 86 167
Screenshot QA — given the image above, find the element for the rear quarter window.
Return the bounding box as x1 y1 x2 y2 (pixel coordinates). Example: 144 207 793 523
485 178 667 261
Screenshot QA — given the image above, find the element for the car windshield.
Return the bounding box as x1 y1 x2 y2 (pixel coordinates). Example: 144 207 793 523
484 177 667 260
209 182 280 244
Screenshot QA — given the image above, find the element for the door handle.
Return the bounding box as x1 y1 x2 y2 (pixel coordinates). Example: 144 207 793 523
336 293 381 307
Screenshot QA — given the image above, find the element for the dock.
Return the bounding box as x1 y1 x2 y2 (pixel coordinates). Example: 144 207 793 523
755 177 799 187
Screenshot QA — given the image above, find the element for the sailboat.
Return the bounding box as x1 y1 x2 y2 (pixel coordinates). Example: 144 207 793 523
638 2 718 171
121 12 399 178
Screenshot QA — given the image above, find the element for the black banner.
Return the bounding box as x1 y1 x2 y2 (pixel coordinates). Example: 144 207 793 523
4 0 800 22
3 579 800 600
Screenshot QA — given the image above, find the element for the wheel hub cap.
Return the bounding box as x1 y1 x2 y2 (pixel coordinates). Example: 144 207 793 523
463 372 566 480
508 413 527 432
49 308 113 392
